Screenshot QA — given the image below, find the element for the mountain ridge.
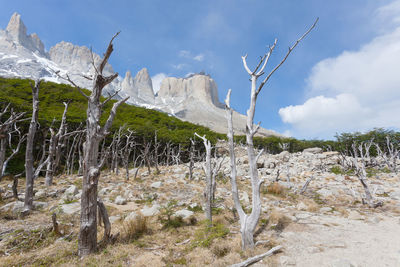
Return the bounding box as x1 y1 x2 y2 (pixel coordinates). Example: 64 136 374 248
0 12 281 137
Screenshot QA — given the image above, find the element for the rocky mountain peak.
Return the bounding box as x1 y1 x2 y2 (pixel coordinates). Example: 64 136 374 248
6 13 27 41
5 12 46 56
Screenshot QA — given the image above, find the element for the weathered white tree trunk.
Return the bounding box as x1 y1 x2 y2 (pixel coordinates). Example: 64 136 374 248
195 133 224 225
225 18 318 250
58 33 129 256
45 102 69 186
24 80 41 212
0 104 25 179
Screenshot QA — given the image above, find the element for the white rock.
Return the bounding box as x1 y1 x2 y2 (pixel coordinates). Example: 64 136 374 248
64 185 78 196
303 147 323 154
347 210 364 220
151 181 162 189
317 188 333 198
59 202 80 215
114 196 127 205
174 209 194 219
141 204 161 217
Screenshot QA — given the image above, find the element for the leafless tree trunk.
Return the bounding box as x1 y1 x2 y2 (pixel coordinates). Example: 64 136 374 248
24 80 41 212
57 33 129 256
225 18 317 250
188 138 196 180
351 143 382 208
0 104 25 179
195 133 223 225
45 102 69 185
120 129 135 180
1 124 26 177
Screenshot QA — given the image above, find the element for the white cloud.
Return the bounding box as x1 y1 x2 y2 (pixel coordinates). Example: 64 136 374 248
193 54 204 62
178 50 205 62
171 63 187 70
151 73 167 94
279 1 400 138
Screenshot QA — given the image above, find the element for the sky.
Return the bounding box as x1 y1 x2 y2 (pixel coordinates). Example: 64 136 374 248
0 0 399 140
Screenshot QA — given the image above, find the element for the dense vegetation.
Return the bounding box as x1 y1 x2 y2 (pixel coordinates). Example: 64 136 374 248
1 77 398 174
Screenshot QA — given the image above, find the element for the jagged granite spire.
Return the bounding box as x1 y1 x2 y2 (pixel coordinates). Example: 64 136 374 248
5 12 45 55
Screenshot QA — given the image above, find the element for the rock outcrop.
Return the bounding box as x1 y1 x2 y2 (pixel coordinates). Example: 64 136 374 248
0 13 281 137
121 68 154 104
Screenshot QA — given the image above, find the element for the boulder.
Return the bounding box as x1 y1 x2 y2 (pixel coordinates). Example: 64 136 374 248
303 147 323 154
114 196 127 205
174 209 194 219
59 202 80 215
141 204 161 217
151 181 162 189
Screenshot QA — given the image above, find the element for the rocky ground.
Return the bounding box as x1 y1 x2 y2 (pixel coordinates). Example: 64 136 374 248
0 148 399 266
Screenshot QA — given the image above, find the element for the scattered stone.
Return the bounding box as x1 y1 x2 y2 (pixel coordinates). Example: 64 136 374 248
64 185 78 196
174 209 194 219
59 202 80 215
141 204 161 217
35 189 46 199
151 181 162 189
295 212 312 219
114 196 127 205
0 201 24 214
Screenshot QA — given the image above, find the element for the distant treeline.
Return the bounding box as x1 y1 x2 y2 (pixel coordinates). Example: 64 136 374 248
0 77 398 174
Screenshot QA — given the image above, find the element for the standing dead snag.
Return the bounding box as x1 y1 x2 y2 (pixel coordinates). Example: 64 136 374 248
45 101 69 186
194 133 224 225
24 80 41 212
0 104 26 179
58 32 129 257
225 19 318 250
351 143 382 208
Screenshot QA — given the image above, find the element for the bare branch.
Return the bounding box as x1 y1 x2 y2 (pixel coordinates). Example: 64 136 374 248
99 31 120 74
100 96 129 137
241 54 252 75
257 17 318 95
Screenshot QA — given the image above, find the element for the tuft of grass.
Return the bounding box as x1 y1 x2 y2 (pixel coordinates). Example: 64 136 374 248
191 220 229 248
5 227 57 253
330 165 343 175
265 182 286 196
121 213 150 242
187 204 203 213
158 199 185 229
211 242 231 258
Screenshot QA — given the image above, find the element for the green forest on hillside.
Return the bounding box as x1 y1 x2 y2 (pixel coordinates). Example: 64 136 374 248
1 77 399 174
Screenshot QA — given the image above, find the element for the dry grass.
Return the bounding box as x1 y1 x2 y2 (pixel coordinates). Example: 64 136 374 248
121 213 150 242
265 182 286 197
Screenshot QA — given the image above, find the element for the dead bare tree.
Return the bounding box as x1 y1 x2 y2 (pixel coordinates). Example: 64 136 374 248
224 18 318 250
351 143 382 208
195 133 224 225
0 104 26 179
57 32 129 256
24 80 41 212
120 129 135 180
188 138 196 180
45 102 69 185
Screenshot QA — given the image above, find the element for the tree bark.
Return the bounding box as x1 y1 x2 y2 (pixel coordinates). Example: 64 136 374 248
24 80 40 212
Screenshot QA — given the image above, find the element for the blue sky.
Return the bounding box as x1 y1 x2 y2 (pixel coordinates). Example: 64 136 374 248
1 0 399 140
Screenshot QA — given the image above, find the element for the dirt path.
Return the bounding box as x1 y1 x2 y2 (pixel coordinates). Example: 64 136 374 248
279 213 400 266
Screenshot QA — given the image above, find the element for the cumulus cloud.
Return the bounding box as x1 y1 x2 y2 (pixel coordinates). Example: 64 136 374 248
151 73 167 94
279 1 400 138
